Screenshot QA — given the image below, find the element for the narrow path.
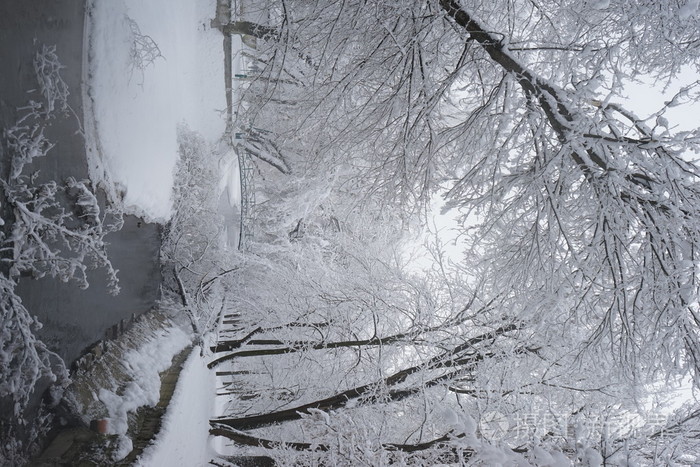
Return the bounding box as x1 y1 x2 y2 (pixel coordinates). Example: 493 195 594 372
32 333 194 466
134 346 218 466
119 345 194 464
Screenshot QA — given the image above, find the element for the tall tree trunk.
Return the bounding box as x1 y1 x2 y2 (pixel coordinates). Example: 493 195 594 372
210 325 516 430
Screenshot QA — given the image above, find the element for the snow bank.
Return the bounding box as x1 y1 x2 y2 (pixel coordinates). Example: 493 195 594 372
135 346 216 466
85 0 226 222
98 325 191 458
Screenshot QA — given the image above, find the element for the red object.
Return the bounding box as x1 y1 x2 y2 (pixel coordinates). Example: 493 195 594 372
90 419 108 434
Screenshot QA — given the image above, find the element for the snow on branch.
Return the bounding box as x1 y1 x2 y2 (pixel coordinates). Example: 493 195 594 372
125 16 164 86
217 2 700 463
33 44 70 116
4 122 54 180
3 176 121 293
0 45 121 443
160 127 240 352
0 278 66 416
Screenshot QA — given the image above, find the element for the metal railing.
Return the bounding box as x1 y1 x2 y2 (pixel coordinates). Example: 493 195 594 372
236 142 255 251
218 0 257 251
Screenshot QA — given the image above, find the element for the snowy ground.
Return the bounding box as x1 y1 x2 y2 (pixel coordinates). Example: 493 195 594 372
84 0 227 222
98 324 192 460
136 34 249 467
80 0 240 462
80 0 246 462
135 347 217 467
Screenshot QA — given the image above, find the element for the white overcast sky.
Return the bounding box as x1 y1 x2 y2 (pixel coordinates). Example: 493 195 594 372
409 67 700 271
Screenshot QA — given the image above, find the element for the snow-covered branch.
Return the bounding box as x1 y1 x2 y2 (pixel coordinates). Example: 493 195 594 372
33 45 69 116
125 16 164 86
0 46 121 451
3 177 121 292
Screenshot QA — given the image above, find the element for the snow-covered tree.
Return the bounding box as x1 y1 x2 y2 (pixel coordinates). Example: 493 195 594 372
160 126 239 347
209 210 502 459
236 0 700 390
214 0 700 463
0 45 121 463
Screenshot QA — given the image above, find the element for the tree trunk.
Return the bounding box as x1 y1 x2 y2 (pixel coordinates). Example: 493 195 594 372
210 325 516 430
210 426 470 456
222 21 277 40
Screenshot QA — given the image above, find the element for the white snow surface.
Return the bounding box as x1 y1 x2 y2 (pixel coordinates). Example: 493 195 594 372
98 325 191 459
85 0 226 222
136 346 216 467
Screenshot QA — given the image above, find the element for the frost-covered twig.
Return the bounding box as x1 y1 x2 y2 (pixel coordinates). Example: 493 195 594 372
3 123 54 179
0 45 121 441
0 278 68 417
125 16 164 86
2 177 121 294
160 127 236 352
3 45 77 180
33 44 69 116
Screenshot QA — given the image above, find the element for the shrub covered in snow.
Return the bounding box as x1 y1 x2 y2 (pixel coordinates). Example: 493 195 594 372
33 45 70 116
161 126 236 344
0 45 121 463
